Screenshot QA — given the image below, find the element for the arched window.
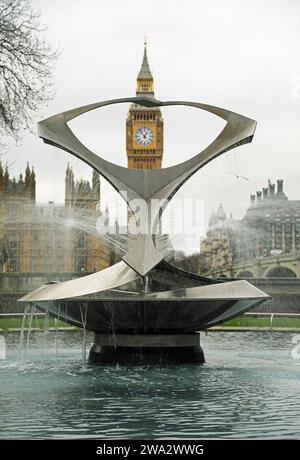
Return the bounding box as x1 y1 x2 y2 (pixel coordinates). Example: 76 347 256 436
265 266 297 278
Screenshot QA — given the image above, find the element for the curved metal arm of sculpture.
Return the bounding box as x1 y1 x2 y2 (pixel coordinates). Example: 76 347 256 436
38 97 256 204
38 97 256 276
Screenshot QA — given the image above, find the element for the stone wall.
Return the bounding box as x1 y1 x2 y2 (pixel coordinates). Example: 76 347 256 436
0 272 88 313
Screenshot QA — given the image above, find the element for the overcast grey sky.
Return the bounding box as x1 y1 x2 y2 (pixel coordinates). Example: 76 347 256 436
4 0 300 253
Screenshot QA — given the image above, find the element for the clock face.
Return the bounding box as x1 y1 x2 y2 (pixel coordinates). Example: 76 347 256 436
135 127 154 146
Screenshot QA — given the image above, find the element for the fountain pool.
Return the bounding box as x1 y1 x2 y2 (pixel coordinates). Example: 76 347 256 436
0 330 299 439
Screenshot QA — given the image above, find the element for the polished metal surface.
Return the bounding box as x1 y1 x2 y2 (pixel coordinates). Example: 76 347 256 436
19 95 270 337
37 96 256 276
20 265 269 304
146 279 268 300
20 263 270 333
27 297 267 333
19 261 139 301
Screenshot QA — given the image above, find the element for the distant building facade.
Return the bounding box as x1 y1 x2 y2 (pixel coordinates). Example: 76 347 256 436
0 162 112 273
200 179 300 278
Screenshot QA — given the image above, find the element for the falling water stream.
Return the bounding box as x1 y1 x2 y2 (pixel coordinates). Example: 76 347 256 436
41 311 49 358
79 303 88 368
25 306 35 355
18 306 29 361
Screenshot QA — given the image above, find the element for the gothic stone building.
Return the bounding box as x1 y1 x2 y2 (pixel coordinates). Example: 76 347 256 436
200 179 300 278
0 162 112 273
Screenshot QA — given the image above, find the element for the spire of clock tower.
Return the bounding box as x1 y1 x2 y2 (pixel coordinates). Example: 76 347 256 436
136 39 154 96
137 39 153 81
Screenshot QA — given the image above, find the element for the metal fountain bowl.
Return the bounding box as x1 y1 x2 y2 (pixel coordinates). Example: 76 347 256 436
19 260 270 333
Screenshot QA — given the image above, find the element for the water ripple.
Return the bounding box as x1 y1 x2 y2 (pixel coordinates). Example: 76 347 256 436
0 331 299 439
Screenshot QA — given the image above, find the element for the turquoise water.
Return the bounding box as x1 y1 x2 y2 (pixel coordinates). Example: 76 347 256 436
0 331 299 439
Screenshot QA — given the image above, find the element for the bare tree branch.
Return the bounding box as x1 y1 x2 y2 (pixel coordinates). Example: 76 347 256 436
0 0 58 144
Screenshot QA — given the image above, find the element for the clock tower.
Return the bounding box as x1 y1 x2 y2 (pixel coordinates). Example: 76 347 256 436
126 41 163 170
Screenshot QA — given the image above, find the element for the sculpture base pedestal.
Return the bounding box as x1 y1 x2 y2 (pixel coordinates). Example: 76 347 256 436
88 332 205 366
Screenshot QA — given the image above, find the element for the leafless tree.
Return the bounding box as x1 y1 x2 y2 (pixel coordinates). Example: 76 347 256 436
0 0 58 143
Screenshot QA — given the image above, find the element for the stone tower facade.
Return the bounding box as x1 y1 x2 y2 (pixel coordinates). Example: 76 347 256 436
0 162 36 202
0 163 111 273
0 162 36 272
126 41 164 170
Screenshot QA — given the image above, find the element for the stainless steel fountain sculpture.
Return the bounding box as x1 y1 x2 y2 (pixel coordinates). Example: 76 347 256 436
20 96 270 364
